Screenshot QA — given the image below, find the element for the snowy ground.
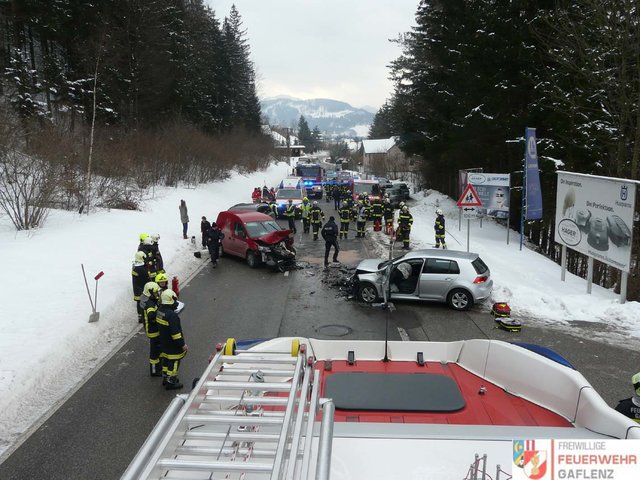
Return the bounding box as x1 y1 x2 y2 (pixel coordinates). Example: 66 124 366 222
1 161 639 458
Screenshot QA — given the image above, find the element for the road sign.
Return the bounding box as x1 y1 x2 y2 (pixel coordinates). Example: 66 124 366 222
462 206 479 219
457 184 483 207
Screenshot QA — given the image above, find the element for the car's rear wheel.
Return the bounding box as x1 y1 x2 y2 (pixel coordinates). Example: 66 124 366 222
246 250 259 268
447 288 473 311
358 283 379 303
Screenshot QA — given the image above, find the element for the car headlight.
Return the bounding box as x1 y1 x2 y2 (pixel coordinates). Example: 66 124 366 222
257 246 271 252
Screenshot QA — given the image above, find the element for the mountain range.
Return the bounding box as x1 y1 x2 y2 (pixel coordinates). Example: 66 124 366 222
260 96 375 138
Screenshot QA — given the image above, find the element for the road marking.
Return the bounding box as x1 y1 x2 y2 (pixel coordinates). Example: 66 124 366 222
397 327 410 341
284 271 289 277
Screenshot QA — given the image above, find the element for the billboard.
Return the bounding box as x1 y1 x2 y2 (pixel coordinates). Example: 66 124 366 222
555 172 636 272
467 172 511 219
525 128 543 220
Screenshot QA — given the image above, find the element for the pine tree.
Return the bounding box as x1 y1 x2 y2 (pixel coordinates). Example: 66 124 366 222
297 115 313 150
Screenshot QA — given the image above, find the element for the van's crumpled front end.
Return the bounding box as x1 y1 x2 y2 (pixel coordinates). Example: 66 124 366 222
256 231 296 271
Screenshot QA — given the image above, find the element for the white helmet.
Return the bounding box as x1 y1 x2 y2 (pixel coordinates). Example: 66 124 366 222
436 208 443 215
150 233 160 243
160 288 178 305
134 251 146 265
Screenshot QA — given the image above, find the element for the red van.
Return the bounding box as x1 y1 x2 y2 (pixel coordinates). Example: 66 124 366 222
215 210 295 270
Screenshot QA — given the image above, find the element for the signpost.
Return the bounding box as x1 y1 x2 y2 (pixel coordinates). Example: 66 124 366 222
457 184 483 252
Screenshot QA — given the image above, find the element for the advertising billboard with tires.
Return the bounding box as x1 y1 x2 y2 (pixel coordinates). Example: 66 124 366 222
555 172 636 272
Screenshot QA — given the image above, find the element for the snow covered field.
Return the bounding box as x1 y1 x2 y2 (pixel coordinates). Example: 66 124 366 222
1 161 639 457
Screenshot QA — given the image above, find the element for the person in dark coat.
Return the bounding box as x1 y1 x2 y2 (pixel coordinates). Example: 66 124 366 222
206 221 225 267
615 372 640 423
132 251 150 323
200 216 211 247
157 289 187 390
321 216 340 268
150 233 163 274
333 184 342 210
179 200 189 239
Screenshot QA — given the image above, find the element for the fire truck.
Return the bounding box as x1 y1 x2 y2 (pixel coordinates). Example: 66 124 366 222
293 162 325 199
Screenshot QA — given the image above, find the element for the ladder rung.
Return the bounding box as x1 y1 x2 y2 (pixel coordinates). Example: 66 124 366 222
219 354 298 365
184 431 280 442
203 381 292 391
188 409 285 418
200 396 289 406
184 414 284 425
175 445 277 457
157 458 273 473
214 368 296 376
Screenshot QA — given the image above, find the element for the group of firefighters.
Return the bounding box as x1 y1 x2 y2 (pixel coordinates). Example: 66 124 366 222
132 233 186 390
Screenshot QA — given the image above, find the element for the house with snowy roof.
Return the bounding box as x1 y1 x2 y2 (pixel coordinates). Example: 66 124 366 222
360 136 406 175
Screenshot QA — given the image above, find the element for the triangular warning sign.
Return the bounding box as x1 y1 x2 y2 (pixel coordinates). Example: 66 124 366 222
457 184 483 207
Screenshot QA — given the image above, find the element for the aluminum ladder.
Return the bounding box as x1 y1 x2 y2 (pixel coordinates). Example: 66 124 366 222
122 339 335 480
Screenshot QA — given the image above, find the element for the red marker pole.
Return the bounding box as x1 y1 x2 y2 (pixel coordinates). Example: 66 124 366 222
94 271 104 312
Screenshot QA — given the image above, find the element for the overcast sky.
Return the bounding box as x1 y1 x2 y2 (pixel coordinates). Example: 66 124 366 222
208 1 419 110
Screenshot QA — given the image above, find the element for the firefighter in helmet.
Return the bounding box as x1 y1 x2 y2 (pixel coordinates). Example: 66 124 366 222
157 289 187 390
615 372 640 423
132 251 150 323
397 205 413 250
310 200 325 241
140 282 162 376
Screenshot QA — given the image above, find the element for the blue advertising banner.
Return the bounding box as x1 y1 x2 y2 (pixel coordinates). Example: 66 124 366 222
525 128 543 220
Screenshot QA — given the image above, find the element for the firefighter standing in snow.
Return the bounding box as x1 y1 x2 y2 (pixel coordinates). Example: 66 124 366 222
300 197 311 233
140 282 162 376
310 201 324 240
434 208 446 248
157 289 187 390
397 205 413 249
132 251 150 323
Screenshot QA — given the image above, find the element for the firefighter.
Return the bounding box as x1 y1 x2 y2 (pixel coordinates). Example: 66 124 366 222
157 289 187 390
356 201 367 238
398 205 414 250
615 372 640 423
371 196 384 232
150 233 163 275
132 251 150 323
434 208 447 249
155 272 169 292
363 196 372 221
138 234 157 277
285 199 297 233
310 201 325 241
383 197 395 235
300 197 311 233
339 200 351 239
139 281 162 376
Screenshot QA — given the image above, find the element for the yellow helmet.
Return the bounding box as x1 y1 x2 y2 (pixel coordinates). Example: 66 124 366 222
303 196 308 201
139 233 149 242
155 272 169 284
160 289 177 305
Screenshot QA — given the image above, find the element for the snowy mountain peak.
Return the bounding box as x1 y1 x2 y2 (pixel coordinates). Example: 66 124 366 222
261 96 374 138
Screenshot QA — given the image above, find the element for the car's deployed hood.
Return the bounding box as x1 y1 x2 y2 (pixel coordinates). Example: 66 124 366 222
256 230 292 245
356 258 385 273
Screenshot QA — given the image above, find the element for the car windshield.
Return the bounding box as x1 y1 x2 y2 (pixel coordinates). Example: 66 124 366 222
276 189 303 200
244 221 282 237
378 253 407 270
295 166 321 177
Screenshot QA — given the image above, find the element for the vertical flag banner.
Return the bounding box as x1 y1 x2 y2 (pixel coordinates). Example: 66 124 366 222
525 127 543 220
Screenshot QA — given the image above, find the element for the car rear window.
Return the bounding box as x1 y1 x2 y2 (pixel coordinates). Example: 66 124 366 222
471 257 489 274
276 189 302 199
423 258 459 274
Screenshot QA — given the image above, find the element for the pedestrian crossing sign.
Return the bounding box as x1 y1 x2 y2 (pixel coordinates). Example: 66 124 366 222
457 184 483 207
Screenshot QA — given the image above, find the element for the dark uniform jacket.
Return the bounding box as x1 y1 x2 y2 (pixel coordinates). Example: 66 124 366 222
339 205 351 223
206 226 225 253
435 214 445 235
615 397 640 423
156 305 185 356
201 220 211 234
310 206 324 223
321 219 339 242
140 294 159 338
399 211 414 229
132 264 149 300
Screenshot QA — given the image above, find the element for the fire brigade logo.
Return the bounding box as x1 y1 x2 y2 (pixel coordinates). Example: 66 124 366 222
513 440 548 479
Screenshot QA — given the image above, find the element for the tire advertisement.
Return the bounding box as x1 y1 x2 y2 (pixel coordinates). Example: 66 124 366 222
467 173 511 219
555 171 636 272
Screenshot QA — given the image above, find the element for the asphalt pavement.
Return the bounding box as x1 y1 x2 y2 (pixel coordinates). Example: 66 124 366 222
1 211 639 479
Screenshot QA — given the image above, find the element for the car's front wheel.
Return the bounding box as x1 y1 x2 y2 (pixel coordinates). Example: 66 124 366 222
358 283 379 303
246 250 259 268
447 288 473 311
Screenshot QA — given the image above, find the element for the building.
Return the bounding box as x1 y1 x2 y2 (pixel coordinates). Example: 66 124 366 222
360 137 407 175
